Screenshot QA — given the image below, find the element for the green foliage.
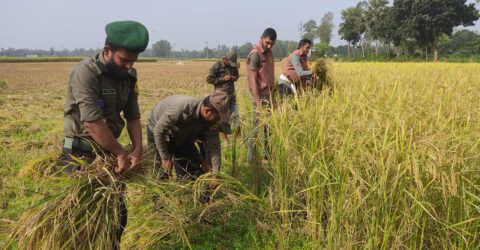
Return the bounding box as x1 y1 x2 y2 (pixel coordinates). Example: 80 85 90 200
234 42 254 59
152 39 172 58
317 12 334 44
314 42 329 57
339 0 480 60
438 30 480 57
338 1 368 57
393 0 479 51
271 40 298 58
0 80 7 90
302 19 318 41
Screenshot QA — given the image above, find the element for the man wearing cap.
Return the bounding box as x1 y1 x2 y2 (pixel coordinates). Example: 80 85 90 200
61 20 149 247
246 28 277 164
146 90 229 185
206 51 241 141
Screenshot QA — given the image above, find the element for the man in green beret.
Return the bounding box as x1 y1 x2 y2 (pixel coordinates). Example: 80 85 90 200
62 20 149 247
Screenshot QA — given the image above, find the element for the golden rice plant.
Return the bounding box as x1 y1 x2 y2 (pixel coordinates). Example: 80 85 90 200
6 155 128 249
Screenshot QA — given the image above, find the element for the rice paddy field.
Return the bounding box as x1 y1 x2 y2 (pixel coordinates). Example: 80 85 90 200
0 60 479 249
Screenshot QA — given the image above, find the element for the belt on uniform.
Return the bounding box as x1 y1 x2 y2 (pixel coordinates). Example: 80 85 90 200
63 137 94 152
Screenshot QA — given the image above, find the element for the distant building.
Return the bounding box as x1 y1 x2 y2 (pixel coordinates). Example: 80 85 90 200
26 54 38 58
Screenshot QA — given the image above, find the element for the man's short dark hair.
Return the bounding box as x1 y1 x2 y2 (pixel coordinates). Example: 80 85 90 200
262 28 277 41
105 38 138 53
202 96 219 114
298 38 312 49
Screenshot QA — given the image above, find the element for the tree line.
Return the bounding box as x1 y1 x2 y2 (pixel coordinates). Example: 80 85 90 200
2 0 479 61
335 0 479 61
0 41 298 60
141 40 300 59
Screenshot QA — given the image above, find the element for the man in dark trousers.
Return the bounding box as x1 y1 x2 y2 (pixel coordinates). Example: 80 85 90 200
246 28 277 164
206 51 241 141
147 90 230 186
62 20 149 248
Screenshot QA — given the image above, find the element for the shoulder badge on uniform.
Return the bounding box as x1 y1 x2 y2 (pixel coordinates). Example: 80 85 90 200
134 82 139 94
128 68 138 79
209 124 218 131
268 57 274 63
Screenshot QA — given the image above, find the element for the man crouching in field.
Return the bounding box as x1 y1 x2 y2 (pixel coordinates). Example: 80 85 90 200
61 21 148 247
278 38 313 99
146 90 229 190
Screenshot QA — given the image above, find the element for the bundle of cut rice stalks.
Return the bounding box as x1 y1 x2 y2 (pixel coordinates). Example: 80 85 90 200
5 149 276 249
6 154 128 249
311 58 334 94
123 173 278 249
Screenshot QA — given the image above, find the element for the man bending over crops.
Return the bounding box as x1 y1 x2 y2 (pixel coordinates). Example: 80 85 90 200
206 51 241 141
246 28 277 164
147 90 229 187
62 21 148 247
278 38 313 99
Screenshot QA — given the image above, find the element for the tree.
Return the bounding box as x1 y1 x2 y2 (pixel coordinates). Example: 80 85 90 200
152 40 172 58
438 29 480 56
237 42 253 59
366 0 389 57
339 2 367 58
302 19 318 41
315 42 329 57
392 0 479 61
317 12 334 44
375 6 398 59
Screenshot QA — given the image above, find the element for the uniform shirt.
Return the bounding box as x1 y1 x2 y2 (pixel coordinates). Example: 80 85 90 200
63 52 140 139
206 60 239 95
147 95 221 172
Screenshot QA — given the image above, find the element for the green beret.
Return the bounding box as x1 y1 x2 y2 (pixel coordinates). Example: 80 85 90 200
105 21 149 52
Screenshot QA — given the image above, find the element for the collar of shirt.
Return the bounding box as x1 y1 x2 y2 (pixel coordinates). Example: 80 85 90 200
256 42 266 55
96 51 137 79
191 99 203 120
94 52 108 73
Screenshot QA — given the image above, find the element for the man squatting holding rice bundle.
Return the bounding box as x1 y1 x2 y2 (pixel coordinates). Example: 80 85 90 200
277 38 313 99
147 90 230 189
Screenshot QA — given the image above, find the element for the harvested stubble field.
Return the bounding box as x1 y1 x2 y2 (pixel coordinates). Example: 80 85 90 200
0 60 479 248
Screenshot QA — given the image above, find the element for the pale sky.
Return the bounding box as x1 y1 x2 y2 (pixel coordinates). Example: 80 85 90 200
1 0 479 51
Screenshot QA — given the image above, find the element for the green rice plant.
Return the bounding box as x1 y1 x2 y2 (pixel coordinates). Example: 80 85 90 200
0 80 7 90
18 153 63 180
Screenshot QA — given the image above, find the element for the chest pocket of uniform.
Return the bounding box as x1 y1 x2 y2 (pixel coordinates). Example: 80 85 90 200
101 88 117 117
